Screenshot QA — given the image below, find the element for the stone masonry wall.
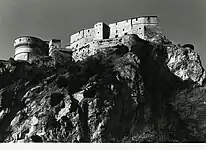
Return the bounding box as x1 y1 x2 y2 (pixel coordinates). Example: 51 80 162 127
94 22 110 40
70 16 159 61
70 28 95 50
69 16 159 51
109 19 132 38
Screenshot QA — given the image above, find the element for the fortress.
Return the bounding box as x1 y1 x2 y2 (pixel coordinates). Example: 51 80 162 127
13 16 160 61
14 36 49 61
14 36 67 61
69 16 159 50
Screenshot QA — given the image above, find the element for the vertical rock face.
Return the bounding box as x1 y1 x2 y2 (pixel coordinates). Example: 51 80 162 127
0 34 206 143
85 52 144 142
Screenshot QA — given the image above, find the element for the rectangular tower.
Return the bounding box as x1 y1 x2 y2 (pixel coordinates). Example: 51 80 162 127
94 22 110 40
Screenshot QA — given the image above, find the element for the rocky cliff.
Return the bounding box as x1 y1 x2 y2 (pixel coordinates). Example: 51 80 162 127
0 34 206 143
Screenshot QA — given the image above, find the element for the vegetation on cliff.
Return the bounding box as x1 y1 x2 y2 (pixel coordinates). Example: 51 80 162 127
0 34 205 143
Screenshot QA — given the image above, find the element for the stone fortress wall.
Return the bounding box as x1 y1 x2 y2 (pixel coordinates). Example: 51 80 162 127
14 36 48 61
14 37 72 61
13 16 160 62
69 16 159 50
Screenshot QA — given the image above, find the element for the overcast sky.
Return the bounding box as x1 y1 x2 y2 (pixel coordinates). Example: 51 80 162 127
0 0 205 66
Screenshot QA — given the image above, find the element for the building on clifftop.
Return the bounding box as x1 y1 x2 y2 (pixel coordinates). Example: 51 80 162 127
14 36 49 61
69 16 161 51
13 37 73 62
13 16 161 62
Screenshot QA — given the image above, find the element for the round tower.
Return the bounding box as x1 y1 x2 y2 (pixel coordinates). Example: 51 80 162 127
14 36 48 61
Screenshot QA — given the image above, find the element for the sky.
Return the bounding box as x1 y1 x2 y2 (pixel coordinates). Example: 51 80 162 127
0 0 205 67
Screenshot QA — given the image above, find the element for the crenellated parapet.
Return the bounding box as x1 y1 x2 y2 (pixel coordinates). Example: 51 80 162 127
13 16 161 62
69 16 160 51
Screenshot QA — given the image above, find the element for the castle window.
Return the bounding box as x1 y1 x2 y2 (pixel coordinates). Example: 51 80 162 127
123 29 125 31
124 33 128 35
116 30 118 33
116 22 118 25
88 30 90 32
19 39 21 41
139 28 141 30
98 32 99 34
115 35 118 38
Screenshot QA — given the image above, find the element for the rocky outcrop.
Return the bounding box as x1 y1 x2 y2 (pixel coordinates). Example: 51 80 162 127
0 34 205 143
166 44 205 85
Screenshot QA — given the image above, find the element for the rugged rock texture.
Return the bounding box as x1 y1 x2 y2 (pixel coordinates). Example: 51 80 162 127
166 44 205 85
0 34 206 143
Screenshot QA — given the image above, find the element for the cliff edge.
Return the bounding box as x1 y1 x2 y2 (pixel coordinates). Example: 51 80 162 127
0 34 206 142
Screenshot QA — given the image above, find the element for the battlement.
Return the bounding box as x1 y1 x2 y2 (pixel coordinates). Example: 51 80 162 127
13 16 161 62
14 36 48 61
131 16 158 24
14 36 47 49
69 16 159 50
